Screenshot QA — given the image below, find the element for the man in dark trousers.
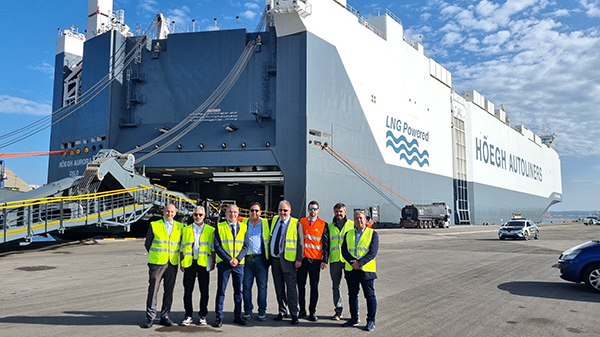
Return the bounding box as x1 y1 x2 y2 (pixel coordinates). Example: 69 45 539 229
341 210 379 332
179 206 216 326
213 204 249 327
143 203 183 328
270 200 304 325
297 200 329 321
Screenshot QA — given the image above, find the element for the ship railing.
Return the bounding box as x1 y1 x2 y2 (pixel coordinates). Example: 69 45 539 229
267 0 312 18
345 4 387 40
0 184 196 244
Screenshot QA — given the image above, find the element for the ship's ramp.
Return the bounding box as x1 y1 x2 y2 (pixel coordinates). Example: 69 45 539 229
0 150 196 244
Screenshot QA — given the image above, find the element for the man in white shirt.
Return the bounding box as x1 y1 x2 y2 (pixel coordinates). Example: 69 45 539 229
179 206 216 326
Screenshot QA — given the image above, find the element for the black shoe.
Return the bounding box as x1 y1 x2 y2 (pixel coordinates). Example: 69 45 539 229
291 316 299 325
234 317 247 325
274 313 284 321
342 319 360 327
213 318 222 327
160 317 174 326
142 319 154 328
308 314 318 322
298 310 307 318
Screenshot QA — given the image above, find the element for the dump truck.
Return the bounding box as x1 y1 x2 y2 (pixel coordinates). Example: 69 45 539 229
400 202 451 228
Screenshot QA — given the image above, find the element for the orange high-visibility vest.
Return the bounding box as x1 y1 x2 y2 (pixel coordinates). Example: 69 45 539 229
299 217 326 260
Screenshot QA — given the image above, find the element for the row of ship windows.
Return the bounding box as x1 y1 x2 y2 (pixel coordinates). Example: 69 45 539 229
61 135 106 149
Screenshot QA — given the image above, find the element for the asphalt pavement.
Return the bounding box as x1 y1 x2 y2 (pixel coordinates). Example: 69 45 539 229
1 221 599 337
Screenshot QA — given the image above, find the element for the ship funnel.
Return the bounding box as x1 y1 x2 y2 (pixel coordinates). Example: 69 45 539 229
86 0 114 39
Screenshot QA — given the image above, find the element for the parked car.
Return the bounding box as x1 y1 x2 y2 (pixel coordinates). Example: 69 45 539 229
554 240 600 292
498 218 539 240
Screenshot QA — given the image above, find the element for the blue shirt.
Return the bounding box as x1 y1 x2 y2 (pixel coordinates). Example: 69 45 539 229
355 226 367 247
164 218 174 236
247 219 264 255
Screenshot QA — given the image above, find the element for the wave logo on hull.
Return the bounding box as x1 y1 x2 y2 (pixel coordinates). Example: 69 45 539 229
385 131 430 167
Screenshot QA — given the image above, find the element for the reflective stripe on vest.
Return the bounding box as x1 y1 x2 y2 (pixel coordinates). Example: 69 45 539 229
241 217 270 260
181 224 215 268
328 220 354 263
148 219 183 265
270 215 299 262
344 228 376 272
300 217 326 260
216 221 248 264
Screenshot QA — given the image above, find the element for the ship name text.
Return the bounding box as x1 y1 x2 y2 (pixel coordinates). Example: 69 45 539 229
475 138 542 181
386 116 429 142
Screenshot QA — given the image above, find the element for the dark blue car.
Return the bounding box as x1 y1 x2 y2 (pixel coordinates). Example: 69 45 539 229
555 240 600 292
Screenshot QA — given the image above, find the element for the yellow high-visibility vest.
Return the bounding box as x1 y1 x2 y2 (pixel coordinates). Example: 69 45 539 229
271 215 299 262
328 220 354 263
180 224 214 268
216 221 247 264
344 227 376 272
148 219 183 265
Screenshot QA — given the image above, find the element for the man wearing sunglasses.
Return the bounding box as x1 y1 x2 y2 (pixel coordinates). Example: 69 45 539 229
270 200 304 325
179 206 215 326
241 202 270 322
297 201 329 322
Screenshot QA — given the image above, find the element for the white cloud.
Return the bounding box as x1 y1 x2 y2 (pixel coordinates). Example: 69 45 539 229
29 61 54 75
166 5 191 27
475 0 499 17
550 9 570 17
240 10 258 21
440 31 464 46
580 0 600 17
137 0 158 16
482 30 511 45
0 95 52 116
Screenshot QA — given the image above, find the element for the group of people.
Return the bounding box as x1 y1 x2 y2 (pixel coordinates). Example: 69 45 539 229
143 200 379 332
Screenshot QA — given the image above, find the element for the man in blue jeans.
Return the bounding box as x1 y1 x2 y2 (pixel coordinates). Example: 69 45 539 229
241 202 270 321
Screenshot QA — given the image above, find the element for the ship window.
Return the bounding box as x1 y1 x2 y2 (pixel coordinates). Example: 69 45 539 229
309 129 322 137
68 141 75 148
75 140 81 145
322 132 331 139
61 142 68 149
83 138 89 144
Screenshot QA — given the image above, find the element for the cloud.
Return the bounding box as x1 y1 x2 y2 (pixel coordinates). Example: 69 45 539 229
137 0 158 16
239 1 260 20
166 5 191 27
29 61 54 75
440 31 464 46
580 0 600 17
0 96 52 116
482 30 511 45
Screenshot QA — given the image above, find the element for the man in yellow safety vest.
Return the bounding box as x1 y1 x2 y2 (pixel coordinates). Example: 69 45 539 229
179 206 216 326
213 204 249 327
143 203 183 328
341 210 379 332
328 202 354 321
270 200 304 325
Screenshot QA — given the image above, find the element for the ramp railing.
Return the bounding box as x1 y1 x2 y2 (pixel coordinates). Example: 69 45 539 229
0 184 196 244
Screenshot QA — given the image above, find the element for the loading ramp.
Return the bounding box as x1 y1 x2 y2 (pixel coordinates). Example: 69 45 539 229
0 150 196 244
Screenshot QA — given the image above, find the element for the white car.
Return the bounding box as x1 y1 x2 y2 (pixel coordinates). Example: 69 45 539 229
498 219 539 240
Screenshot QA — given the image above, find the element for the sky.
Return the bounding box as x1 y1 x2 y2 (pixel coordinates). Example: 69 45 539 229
0 0 599 212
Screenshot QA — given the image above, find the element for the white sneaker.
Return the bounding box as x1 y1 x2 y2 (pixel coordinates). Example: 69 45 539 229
199 317 207 325
180 316 193 326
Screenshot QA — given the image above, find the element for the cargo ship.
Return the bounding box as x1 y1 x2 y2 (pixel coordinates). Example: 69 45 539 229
48 0 562 225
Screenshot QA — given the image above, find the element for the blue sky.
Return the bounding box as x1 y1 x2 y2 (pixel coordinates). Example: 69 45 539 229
1 0 599 212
